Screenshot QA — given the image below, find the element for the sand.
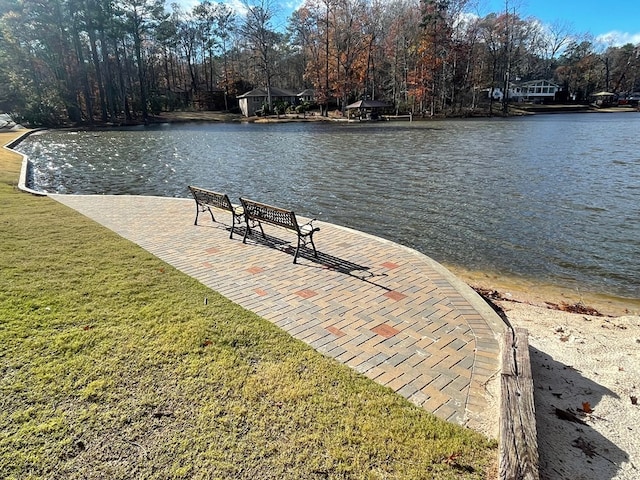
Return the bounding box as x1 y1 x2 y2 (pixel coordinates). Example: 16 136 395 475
468 279 640 480
505 301 639 480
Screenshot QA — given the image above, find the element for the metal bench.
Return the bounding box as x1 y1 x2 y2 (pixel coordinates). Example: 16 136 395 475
239 197 320 264
188 186 244 239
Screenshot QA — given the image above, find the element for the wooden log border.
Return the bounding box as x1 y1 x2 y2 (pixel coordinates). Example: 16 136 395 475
499 327 540 480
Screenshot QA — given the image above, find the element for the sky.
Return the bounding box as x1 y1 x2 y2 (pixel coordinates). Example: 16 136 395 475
480 0 640 46
172 0 640 47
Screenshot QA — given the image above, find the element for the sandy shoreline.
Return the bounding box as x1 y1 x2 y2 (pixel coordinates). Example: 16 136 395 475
452 269 640 480
499 301 639 480
449 265 639 318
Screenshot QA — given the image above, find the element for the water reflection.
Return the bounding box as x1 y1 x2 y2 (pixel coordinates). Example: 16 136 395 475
16 114 640 299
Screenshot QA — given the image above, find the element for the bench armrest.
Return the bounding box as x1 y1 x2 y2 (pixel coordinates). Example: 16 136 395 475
300 219 320 235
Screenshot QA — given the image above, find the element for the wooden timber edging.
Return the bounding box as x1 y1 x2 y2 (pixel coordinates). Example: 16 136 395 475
499 327 540 480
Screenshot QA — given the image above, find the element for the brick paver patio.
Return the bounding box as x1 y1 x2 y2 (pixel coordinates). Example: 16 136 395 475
51 194 505 436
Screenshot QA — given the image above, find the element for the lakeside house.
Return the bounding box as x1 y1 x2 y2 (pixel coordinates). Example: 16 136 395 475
297 89 315 103
488 79 563 103
513 80 562 102
237 87 299 117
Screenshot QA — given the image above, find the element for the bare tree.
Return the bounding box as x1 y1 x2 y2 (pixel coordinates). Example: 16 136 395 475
240 0 280 110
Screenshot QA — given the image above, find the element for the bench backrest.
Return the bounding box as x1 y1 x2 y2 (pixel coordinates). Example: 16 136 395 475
240 197 300 232
189 186 233 212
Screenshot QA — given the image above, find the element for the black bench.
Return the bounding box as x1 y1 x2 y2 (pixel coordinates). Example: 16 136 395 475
239 197 320 264
188 186 244 239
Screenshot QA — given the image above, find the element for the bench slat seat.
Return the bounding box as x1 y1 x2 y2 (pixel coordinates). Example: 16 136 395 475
188 186 244 239
240 197 319 264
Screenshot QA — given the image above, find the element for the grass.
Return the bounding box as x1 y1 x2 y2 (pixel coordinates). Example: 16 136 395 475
0 131 497 479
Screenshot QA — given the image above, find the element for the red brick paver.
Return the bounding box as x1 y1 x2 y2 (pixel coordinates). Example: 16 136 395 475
51 194 505 436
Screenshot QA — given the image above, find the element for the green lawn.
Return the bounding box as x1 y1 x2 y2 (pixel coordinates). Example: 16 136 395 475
0 131 497 479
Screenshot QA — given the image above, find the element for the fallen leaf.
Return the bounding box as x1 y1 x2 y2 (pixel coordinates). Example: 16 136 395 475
631 396 638 405
580 402 593 414
443 453 460 465
558 302 602 316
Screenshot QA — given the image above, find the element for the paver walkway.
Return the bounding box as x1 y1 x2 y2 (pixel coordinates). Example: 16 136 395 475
51 194 505 436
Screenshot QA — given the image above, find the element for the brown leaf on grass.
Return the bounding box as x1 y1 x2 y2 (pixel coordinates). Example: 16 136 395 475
202 339 213 347
83 325 94 331
443 453 460 465
560 335 569 342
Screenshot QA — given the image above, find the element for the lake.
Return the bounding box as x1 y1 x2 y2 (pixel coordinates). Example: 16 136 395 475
16 113 640 301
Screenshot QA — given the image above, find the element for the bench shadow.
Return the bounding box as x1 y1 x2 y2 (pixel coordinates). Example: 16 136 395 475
530 346 629 480
236 228 293 248
240 228 390 288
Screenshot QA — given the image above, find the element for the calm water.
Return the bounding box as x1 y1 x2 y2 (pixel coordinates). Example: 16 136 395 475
16 114 640 300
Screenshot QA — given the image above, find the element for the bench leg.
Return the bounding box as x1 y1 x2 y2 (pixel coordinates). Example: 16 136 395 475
195 204 216 225
294 232 318 264
308 232 318 258
230 213 243 239
243 219 265 243
242 221 250 243
294 237 301 264
206 207 216 223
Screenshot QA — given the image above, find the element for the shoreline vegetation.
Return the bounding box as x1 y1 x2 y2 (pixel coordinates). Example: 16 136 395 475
152 104 638 124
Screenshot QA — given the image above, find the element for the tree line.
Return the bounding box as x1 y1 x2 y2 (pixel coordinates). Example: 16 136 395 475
1 0 639 126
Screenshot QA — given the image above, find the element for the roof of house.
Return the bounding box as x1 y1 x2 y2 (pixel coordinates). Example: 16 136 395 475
237 87 298 99
346 99 390 109
516 79 560 87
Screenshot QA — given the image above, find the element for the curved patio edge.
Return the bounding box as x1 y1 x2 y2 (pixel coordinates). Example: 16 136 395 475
7 129 47 196
48 193 510 438
328 222 506 337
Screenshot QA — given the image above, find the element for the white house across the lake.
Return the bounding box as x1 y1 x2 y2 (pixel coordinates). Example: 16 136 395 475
489 80 562 103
